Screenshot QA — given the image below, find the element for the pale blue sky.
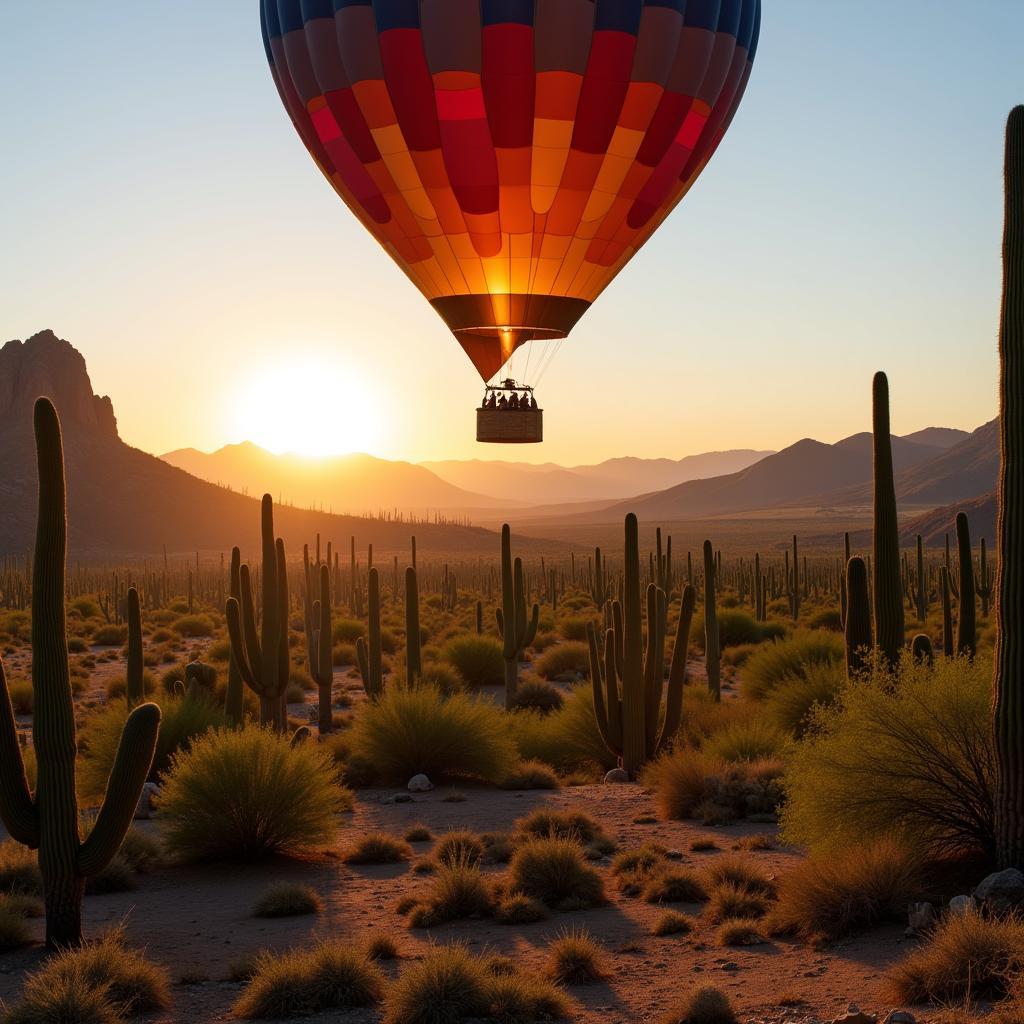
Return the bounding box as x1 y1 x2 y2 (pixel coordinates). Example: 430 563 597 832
1 2 1021 463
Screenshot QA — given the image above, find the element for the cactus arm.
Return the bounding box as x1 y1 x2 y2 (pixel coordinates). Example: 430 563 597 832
500 526 516 659
657 584 696 754
603 627 623 753
524 602 539 649
226 597 258 690
845 556 873 676
405 566 422 684
125 587 144 705
317 565 333 733
238 564 262 676
612 600 624 679
495 607 504 635
77 702 160 877
259 495 280 702
0 657 39 847
621 514 646 775
955 511 977 658
367 567 382 691
275 539 289 697
356 636 372 692
643 584 662 753
702 540 721 701
587 622 617 756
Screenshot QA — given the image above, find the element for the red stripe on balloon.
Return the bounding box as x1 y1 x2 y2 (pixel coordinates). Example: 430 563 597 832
378 29 441 152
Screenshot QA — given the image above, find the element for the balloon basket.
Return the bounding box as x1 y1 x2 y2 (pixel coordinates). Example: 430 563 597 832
476 407 543 444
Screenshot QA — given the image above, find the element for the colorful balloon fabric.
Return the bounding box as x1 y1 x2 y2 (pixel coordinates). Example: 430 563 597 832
262 0 761 380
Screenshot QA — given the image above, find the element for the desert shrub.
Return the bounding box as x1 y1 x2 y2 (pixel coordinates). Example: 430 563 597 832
500 759 560 791
741 631 845 701
510 684 617 773
0 840 41 896
508 836 603 910
343 832 411 864
763 660 845 737
781 654 995 859
693 609 764 649
702 718 788 762
8 678 33 715
645 749 784 823
512 676 565 714
716 918 765 946
434 830 485 867
487 972 570 1022
364 934 400 961
515 808 609 848
768 837 924 941
547 927 608 983
807 608 843 631
381 944 488 1024
404 824 432 843
494 891 549 924
677 685 758 748
535 642 590 680
660 985 737 1024
84 855 137 894
70 597 101 618
558 615 597 641
171 614 214 637
887 910 1024 1004
158 725 347 861
705 881 771 923
333 642 357 667
79 692 226 801
332 619 365 644
702 854 776 896
441 635 504 687
417 663 466 696
4 926 170 1024
234 940 384 1019
407 858 494 927
350 685 515 784
653 910 694 936
0 895 33 951
92 624 127 646
253 882 322 918
643 867 706 904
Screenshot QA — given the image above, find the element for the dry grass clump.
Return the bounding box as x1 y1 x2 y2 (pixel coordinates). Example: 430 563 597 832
643 867 706 905
702 854 776 896
494 890 549 924
768 837 925 941
0 840 41 896
645 748 783 824
253 882 322 918
508 835 604 910
0 894 34 951
652 910 694 936
741 631 845 701
546 926 609 983
7 678 33 715
4 926 170 1024
116 828 162 873
158 725 347 861
535 642 590 680
612 842 669 881
716 918 766 946
404 824 433 843
887 910 1024 1005
441 635 505 687
500 759 561 790
512 677 565 714
407 858 495 927
349 685 517 784
364 934 400 961
382 943 568 1024
343 832 412 865
434 830 485 867
702 718 788 762
660 985 738 1024
234 940 384 1019
706 882 771 923
515 807 612 851
763 661 844 737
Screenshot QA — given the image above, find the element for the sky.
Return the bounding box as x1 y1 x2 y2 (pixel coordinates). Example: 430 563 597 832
1 2 1021 465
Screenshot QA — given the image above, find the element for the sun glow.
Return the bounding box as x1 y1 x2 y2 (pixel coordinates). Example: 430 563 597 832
230 358 384 458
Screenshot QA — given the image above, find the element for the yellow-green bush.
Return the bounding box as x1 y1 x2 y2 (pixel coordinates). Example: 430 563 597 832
741 631 845 701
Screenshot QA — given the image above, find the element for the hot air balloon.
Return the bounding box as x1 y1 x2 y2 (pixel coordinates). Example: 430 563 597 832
261 0 761 443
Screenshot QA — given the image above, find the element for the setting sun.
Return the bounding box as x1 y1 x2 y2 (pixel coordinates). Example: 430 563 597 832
230 358 384 458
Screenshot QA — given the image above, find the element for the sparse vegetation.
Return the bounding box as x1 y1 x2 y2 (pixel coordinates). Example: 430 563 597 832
253 882 322 918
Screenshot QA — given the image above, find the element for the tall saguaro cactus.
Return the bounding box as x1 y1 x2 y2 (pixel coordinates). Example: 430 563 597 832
955 511 978 658
588 514 697 777
356 567 384 699
497 524 539 710
703 540 721 701
845 556 873 677
309 563 334 735
994 106 1024 869
0 399 160 947
225 495 290 730
125 586 145 706
224 547 245 726
872 372 905 667
405 566 422 685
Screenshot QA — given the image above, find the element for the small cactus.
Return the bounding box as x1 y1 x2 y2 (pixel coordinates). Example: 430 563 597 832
496 525 539 710
356 567 384 699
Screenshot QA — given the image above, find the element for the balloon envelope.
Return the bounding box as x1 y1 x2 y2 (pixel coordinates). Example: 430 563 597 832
262 0 761 380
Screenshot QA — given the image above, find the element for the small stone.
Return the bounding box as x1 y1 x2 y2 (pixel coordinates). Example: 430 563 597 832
906 901 936 933
134 781 159 820
604 768 630 784
407 773 434 792
948 895 975 917
884 1013 916 1024
720 962 740 972
974 868 1024 913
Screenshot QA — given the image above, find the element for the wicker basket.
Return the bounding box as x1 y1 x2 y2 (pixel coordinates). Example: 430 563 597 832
476 407 543 444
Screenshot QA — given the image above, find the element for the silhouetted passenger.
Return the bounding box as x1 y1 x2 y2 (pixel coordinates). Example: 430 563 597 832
523 393 534 409
498 394 508 409
508 392 520 409
486 392 497 408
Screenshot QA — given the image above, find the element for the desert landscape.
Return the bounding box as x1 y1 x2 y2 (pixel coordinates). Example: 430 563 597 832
3 3 1024 1024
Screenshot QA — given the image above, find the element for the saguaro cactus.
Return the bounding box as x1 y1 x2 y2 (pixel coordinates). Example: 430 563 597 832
909 535 928 624
955 512 977 658
356 567 384 699
845 556 873 677
872 372 905 667
224 547 245 725
225 495 290 730
125 586 145 706
703 540 721 701
588 514 697 777
496 525 539 709
309 563 334 734
0 399 160 947
995 106 1024 869
405 566 422 685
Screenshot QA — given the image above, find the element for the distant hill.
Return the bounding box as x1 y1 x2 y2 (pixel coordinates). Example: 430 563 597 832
578 432 946 522
162 442 507 514
0 331 533 559
900 426 971 449
423 449 774 505
899 491 997 548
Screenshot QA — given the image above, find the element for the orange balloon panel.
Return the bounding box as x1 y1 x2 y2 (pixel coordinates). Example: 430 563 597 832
263 0 761 381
